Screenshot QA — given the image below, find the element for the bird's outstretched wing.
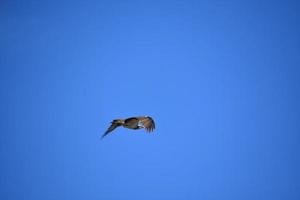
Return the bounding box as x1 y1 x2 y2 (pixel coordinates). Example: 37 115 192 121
139 116 155 132
101 119 124 139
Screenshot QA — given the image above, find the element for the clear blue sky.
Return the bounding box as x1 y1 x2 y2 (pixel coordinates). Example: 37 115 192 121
1 0 300 199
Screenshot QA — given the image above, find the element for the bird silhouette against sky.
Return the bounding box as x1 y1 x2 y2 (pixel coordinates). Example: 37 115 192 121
102 116 155 139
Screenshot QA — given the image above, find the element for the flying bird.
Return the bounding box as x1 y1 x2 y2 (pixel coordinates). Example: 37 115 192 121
102 116 155 139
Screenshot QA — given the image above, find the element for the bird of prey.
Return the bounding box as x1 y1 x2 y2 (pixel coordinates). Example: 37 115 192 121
102 116 155 139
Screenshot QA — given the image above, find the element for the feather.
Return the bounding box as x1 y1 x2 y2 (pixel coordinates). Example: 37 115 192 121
139 116 155 132
101 119 124 139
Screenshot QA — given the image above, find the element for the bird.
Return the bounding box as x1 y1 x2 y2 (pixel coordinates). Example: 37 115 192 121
102 116 155 139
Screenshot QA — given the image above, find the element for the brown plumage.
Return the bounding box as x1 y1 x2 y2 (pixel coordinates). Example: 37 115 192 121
102 116 155 139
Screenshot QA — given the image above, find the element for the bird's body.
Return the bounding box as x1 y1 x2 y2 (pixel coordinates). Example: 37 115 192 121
102 116 155 139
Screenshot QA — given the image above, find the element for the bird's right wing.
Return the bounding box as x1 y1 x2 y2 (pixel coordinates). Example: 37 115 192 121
101 119 123 139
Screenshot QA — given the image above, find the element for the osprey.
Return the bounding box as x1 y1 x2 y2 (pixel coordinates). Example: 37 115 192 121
102 116 155 139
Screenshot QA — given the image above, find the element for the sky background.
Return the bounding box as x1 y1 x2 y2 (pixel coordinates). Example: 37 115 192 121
1 0 300 199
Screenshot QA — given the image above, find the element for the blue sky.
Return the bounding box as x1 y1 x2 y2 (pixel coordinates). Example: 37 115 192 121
1 0 300 199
